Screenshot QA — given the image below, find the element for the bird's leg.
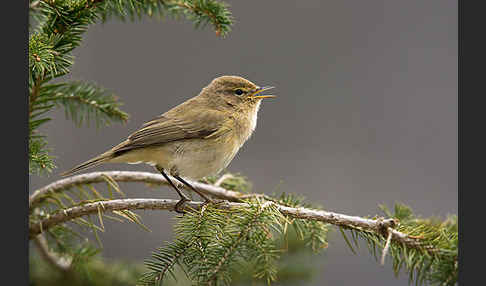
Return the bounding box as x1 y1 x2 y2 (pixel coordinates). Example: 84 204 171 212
156 166 190 214
174 175 214 206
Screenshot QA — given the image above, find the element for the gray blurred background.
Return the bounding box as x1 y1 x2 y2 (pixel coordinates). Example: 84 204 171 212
29 0 457 285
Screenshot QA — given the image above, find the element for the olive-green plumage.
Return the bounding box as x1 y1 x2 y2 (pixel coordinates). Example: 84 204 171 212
61 76 275 180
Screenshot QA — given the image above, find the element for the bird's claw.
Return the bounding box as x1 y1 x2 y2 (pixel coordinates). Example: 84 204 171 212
201 198 213 208
174 198 189 214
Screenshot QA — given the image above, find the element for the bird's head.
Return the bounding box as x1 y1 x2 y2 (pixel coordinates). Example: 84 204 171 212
202 75 275 110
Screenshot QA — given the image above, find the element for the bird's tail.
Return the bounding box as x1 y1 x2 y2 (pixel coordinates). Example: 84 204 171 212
60 152 113 177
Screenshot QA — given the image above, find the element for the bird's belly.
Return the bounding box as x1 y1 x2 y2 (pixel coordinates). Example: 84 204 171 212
168 139 240 179
115 137 241 179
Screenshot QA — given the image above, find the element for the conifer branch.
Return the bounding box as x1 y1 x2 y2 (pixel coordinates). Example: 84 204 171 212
28 197 423 253
29 137 56 174
27 171 439 251
33 234 73 272
45 81 129 127
381 227 393 265
205 205 264 283
30 172 457 285
168 0 232 36
30 1 41 10
29 171 244 209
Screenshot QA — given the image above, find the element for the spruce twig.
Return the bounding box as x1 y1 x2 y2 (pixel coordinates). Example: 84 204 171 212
28 197 427 254
33 234 73 272
28 171 449 254
30 172 457 285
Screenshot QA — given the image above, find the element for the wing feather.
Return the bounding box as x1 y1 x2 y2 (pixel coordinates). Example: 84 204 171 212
113 109 228 154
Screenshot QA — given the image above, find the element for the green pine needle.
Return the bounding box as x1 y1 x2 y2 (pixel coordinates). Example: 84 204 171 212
140 197 329 286
45 81 129 127
29 137 56 175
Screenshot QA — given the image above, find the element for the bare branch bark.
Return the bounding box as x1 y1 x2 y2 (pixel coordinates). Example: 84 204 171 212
29 198 423 251
29 171 251 210
30 0 41 10
33 234 72 272
214 173 234 187
30 171 434 256
29 171 248 210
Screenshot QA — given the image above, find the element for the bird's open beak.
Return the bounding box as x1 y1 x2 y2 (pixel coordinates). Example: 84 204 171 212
252 86 276 99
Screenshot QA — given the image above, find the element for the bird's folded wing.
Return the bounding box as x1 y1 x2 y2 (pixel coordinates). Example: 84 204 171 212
113 109 229 153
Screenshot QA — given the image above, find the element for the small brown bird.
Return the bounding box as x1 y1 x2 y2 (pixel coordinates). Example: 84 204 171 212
61 76 275 212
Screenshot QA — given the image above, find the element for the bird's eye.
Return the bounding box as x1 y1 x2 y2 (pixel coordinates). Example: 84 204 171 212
234 89 244 96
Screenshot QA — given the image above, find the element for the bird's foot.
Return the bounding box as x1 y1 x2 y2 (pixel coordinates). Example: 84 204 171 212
201 198 228 208
174 197 189 214
201 198 214 208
